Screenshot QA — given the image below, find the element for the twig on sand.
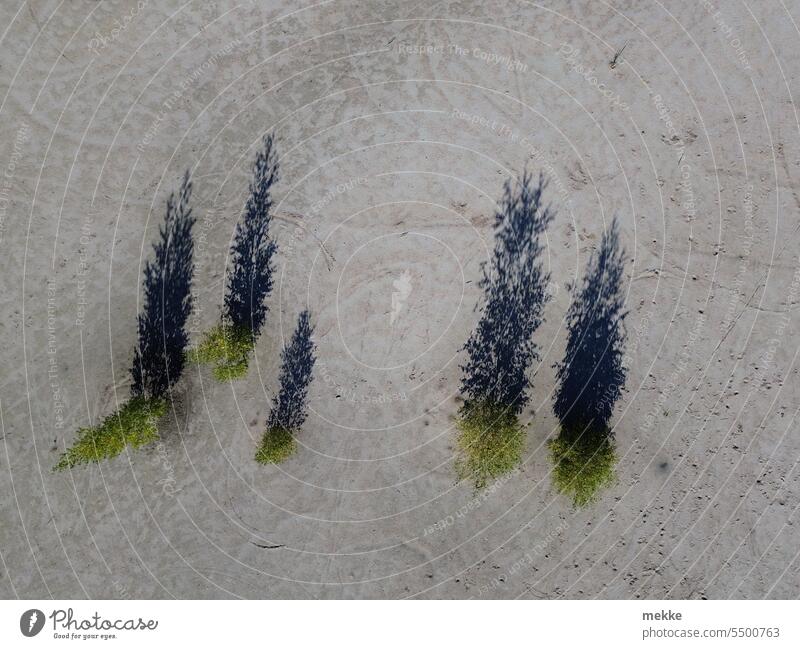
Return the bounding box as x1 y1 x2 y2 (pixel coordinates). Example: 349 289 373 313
610 41 628 69
250 541 284 549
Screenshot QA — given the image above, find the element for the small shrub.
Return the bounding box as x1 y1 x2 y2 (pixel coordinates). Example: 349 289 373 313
54 397 166 471
548 433 616 507
189 324 254 381
455 400 526 489
254 426 296 464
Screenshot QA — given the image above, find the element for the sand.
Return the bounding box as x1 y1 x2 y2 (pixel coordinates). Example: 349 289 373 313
1 0 799 598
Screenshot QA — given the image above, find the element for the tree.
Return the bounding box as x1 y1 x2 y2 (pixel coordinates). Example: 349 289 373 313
553 217 627 440
256 311 316 464
460 171 554 414
56 173 194 470
456 171 554 487
191 135 279 381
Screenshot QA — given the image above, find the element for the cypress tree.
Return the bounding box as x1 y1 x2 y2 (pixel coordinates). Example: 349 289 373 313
549 217 627 506
190 134 279 381
56 173 194 470
256 311 316 464
456 171 554 487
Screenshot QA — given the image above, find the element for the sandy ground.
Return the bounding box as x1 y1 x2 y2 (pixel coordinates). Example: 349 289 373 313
1 0 800 599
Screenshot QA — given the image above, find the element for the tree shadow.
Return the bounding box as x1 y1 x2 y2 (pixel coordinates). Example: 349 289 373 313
131 171 195 401
225 133 279 338
553 216 627 441
268 310 316 432
460 170 555 415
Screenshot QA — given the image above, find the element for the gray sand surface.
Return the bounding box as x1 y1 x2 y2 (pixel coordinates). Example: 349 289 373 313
1 0 799 598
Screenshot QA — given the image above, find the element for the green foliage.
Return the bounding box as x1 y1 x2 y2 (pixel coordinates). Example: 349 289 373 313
54 397 166 471
455 400 526 489
189 324 254 381
255 426 296 464
548 433 617 507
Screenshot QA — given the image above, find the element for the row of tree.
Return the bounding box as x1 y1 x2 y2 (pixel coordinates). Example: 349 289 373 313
57 147 627 506
56 137 315 470
457 172 627 504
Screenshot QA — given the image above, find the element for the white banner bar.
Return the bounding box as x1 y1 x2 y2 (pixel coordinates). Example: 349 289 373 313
1 600 797 648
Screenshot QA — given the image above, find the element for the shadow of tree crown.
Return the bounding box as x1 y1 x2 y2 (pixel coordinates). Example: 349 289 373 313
460 171 554 414
131 171 195 401
225 133 279 337
268 310 316 431
554 217 628 438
